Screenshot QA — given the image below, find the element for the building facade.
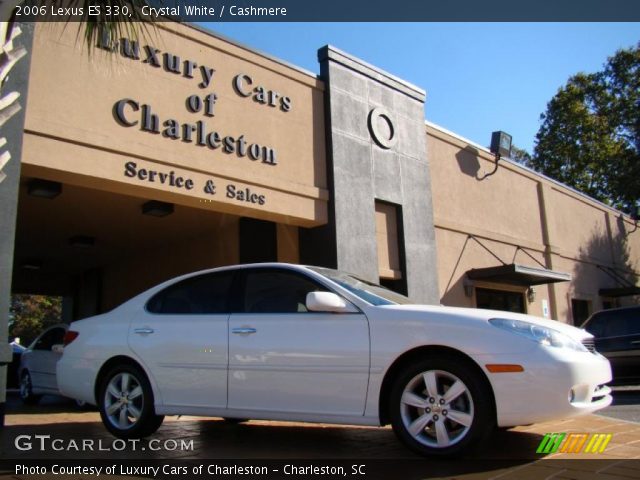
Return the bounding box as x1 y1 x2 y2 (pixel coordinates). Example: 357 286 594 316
1 21 638 419
428 123 640 324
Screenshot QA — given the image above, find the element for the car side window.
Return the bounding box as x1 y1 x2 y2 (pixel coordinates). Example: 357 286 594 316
34 327 65 351
243 269 327 313
147 272 234 314
623 309 640 335
584 314 607 337
604 315 631 338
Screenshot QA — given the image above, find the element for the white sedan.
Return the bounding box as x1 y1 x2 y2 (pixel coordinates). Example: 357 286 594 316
57 263 612 456
19 324 66 404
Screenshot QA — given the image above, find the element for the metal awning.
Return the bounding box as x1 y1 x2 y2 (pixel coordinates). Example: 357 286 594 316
466 264 572 286
598 286 640 297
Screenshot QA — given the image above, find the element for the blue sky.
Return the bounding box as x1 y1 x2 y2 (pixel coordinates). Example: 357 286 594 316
198 22 639 154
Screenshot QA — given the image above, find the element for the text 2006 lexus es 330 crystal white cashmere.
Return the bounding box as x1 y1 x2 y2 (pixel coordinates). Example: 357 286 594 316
57 263 612 456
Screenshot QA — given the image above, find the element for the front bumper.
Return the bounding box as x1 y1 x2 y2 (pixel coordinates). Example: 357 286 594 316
474 346 612 427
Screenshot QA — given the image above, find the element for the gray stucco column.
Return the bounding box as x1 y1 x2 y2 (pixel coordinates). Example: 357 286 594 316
0 21 34 427
318 46 439 304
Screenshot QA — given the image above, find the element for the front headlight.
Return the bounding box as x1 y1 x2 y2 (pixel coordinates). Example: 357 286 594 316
489 318 587 352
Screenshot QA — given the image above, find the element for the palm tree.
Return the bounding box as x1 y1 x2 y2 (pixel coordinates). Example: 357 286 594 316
0 0 154 182
0 0 154 427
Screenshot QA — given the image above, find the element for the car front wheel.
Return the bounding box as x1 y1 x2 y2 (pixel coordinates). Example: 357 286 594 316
98 364 164 439
19 371 41 405
390 356 493 457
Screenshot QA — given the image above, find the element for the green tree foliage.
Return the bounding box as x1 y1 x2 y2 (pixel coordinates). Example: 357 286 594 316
9 295 62 346
509 145 533 168
532 44 640 211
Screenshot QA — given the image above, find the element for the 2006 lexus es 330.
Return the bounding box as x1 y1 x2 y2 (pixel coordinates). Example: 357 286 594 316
57 263 612 456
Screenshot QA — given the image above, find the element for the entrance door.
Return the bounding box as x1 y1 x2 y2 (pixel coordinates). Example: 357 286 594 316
239 217 277 263
476 288 526 314
228 267 370 417
128 271 233 408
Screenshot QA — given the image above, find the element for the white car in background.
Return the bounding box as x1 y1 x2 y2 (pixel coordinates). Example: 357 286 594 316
57 263 612 456
18 324 86 408
18 324 67 403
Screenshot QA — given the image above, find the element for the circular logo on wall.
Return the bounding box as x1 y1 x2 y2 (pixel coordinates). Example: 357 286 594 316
368 107 397 149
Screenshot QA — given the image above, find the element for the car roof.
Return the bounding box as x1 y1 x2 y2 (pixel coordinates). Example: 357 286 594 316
593 305 640 314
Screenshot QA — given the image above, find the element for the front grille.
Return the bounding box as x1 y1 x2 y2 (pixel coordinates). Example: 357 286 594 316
592 384 611 403
582 338 597 354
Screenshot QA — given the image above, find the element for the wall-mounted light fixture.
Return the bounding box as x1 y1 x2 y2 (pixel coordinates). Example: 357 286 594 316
27 179 62 199
629 204 639 234
527 287 536 303
68 235 95 248
619 203 639 235
482 131 512 179
142 200 174 217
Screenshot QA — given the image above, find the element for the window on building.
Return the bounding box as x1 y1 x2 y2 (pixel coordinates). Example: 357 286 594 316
571 299 592 326
375 201 407 295
476 288 525 314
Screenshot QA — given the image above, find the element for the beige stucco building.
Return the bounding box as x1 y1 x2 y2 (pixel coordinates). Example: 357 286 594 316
429 123 640 324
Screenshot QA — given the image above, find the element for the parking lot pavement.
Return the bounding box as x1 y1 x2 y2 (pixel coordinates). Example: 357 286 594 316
1 393 639 479
600 387 640 424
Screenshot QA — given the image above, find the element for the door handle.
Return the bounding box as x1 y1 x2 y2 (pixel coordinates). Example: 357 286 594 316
631 340 640 345
134 327 154 335
232 327 257 335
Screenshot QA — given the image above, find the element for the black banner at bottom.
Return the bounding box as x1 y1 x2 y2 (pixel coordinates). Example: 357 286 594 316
2 459 640 480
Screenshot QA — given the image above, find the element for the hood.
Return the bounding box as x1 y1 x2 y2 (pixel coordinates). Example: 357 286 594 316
377 304 592 342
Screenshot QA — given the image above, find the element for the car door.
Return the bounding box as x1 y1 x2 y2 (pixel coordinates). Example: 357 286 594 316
128 271 234 409
28 326 65 391
228 267 370 417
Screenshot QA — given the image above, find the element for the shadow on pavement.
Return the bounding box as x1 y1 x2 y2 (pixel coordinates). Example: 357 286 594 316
1 416 546 462
5 392 94 415
2 391 554 479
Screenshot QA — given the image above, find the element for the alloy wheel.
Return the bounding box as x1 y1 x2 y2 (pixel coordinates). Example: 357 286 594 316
399 369 474 448
103 372 145 430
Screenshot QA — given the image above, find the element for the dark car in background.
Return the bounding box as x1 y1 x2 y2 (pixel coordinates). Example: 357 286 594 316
582 305 640 385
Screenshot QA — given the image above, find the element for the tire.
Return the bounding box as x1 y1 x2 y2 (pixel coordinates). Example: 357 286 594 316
98 364 164 439
19 371 41 405
389 354 494 457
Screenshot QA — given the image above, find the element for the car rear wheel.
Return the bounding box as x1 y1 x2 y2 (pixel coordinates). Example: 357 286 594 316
390 355 494 457
19 371 41 405
98 364 164 439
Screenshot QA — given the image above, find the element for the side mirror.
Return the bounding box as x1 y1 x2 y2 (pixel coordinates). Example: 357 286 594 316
306 291 358 313
52 344 64 354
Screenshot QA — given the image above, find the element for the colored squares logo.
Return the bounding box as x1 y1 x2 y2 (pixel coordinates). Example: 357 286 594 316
537 433 612 454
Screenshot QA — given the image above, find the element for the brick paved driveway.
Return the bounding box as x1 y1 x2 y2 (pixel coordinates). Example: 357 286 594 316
1 393 639 479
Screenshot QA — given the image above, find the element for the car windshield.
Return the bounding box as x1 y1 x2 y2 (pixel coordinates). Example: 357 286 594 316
309 267 412 306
